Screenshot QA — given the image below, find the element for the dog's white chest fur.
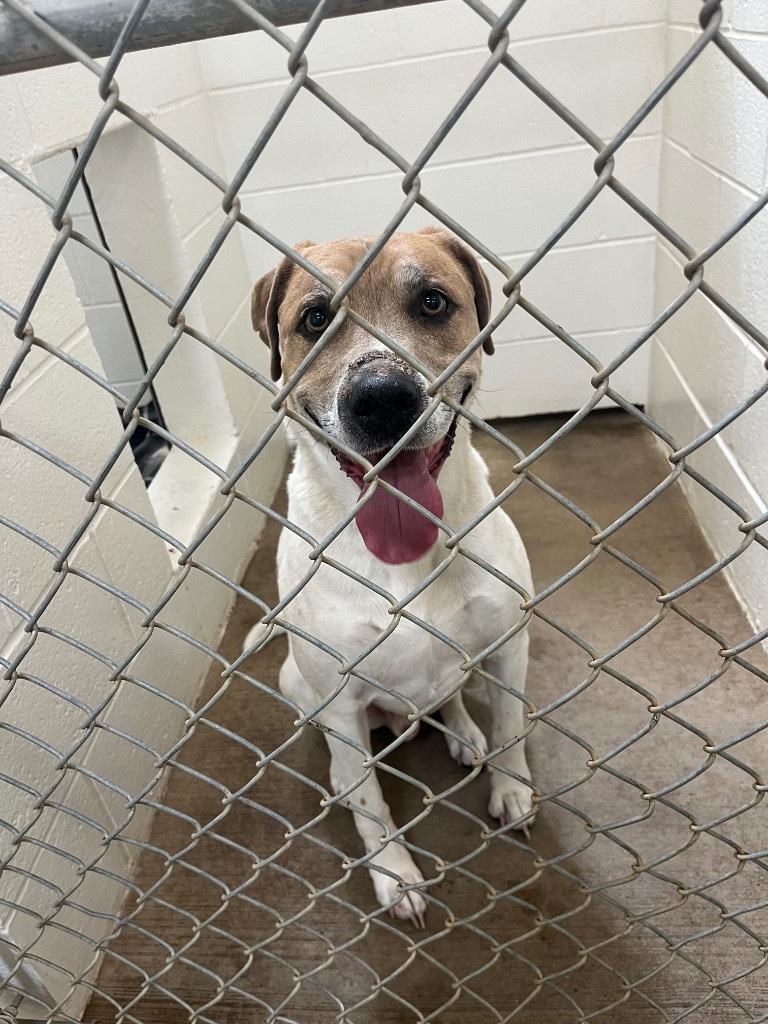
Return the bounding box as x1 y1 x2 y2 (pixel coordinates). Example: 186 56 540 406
277 428 532 715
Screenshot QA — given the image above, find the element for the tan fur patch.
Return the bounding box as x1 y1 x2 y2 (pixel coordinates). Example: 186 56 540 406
250 230 493 412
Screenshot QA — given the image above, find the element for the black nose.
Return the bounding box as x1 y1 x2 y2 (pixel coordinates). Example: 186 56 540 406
342 368 424 448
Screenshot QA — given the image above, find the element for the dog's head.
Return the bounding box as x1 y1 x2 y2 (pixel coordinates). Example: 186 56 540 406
251 228 494 563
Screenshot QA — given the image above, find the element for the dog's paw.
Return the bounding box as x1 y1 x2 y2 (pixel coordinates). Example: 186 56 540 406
488 779 536 836
370 853 427 929
445 718 488 767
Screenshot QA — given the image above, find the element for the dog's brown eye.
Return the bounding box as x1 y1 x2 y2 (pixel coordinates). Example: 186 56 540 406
304 307 329 333
421 290 448 316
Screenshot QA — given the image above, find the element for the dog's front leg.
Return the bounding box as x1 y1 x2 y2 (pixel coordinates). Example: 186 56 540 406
483 632 536 832
322 701 428 926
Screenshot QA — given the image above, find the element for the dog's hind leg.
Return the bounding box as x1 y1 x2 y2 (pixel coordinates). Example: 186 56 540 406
440 692 488 767
483 632 536 834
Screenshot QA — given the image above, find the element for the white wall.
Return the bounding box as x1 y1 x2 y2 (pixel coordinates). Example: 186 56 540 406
647 0 768 647
0 41 283 1019
197 0 666 417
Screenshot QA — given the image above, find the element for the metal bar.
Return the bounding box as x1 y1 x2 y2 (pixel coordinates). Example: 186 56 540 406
0 0 443 76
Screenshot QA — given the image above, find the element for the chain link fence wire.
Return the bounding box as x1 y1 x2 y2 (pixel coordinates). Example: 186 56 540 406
1 0 768 1021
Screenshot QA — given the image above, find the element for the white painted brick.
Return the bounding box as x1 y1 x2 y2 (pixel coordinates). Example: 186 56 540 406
212 290 276 424
14 63 104 161
654 249 749 423
0 411 136 623
154 95 228 238
2 331 135 484
480 328 650 419
197 0 665 90
708 172 768 332
0 480 60 629
666 0 704 25
211 26 665 191
116 39 205 112
60 236 120 308
670 0 768 34
84 123 241 461
658 141 722 255
9 43 203 168
726 5 768 34
654 246 767 477
647 336 700 446
29 152 87 217
0 177 88 382
647 341 768 637
664 27 768 194
90 467 173 620
184 213 252 338
75 590 212 801
1 78 37 166
723 347 768 505
492 237 656 342
81 302 146 385
1 32 283 999
238 134 660 283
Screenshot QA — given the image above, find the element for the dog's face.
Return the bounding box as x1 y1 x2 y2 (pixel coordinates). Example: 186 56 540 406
251 229 494 563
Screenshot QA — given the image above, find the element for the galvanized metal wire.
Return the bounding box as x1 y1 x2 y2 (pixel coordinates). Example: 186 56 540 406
1 0 768 1021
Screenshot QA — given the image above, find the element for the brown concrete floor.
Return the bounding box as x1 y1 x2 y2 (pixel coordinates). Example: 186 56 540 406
85 412 768 1024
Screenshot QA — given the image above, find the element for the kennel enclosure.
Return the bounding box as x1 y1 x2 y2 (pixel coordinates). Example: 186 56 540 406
1 0 768 1021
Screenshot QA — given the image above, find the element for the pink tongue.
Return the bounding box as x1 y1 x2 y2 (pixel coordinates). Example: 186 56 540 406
356 449 443 564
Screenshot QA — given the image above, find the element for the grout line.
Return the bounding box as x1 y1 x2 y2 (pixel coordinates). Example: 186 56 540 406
655 243 768 364
180 205 224 247
236 133 661 200
663 138 761 200
146 88 207 119
495 233 656 266
207 21 666 96
653 338 767 513
494 325 654 348
1 325 90 407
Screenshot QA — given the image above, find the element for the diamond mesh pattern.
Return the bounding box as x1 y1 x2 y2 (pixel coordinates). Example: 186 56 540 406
1 1 768 1022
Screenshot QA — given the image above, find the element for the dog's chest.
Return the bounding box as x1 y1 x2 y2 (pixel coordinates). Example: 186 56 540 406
281 546 509 704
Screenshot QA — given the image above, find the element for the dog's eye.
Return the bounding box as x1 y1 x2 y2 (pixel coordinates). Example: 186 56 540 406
304 307 329 333
421 290 448 316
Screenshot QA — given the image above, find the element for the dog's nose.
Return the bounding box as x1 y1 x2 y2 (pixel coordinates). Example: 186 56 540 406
343 369 424 447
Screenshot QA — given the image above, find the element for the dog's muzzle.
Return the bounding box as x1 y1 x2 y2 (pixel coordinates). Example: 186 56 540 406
339 363 426 451
330 360 466 565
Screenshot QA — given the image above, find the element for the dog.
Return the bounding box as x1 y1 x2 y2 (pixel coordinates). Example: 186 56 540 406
246 228 535 926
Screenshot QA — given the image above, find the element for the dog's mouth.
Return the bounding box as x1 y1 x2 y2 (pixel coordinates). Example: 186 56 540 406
331 414 459 565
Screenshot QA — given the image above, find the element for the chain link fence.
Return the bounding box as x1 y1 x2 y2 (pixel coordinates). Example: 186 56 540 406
1 0 768 1021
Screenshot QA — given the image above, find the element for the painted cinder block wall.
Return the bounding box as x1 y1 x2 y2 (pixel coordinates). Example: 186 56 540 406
198 0 666 417
647 0 768 647
0 42 283 1018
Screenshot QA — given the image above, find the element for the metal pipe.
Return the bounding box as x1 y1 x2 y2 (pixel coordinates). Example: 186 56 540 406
0 0 442 76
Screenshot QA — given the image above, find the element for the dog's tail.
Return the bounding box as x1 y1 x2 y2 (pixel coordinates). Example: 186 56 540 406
241 622 287 658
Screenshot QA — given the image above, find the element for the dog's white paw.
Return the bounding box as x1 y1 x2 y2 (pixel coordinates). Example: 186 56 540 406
488 779 536 836
441 700 488 767
370 850 427 928
445 718 488 767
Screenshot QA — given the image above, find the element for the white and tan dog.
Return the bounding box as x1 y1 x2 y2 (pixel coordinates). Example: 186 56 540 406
247 228 534 926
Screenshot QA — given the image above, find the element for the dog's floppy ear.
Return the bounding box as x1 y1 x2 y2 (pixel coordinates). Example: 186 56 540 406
418 226 494 354
252 242 318 380
250 258 300 381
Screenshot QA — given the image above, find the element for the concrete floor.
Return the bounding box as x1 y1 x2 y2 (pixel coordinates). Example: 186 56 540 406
85 412 768 1024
